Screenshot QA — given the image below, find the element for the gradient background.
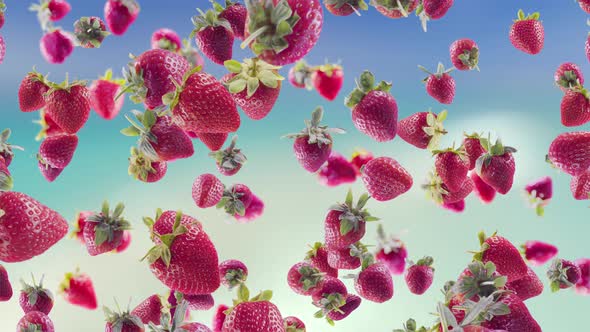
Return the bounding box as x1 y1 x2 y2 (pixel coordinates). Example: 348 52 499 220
0 0 589 331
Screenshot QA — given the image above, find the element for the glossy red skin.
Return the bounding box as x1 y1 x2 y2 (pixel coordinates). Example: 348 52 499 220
131 294 162 325
318 153 357 187
90 79 124 120
287 261 324 296
327 246 361 270
523 240 558 266
141 161 167 183
525 176 553 200
20 289 54 314
405 265 434 295
62 273 98 310
39 111 65 138
197 133 228 151
0 265 12 301
355 263 394 302
48 0 71 21
327 294 361 321
376 246 407 275
40 30 74 64
312 67 343 101
555 62 584 92
352 91 398 142
223 73 280 120
219 259 248 288
185 293 215 311
510 20 544 55
442 199 465 213
192 173 224 208
435 152 469 192
471 172 496 204
39 134 78 169
44 85 90 134
423 0 453 19
482 294 542 331
311 277 347 304
361 157 413 201
307 244 338 278
557 259 582 289
481 235 528 282
574 258 590 295
38 162 64 182
479 153 515 195
505 267 543 301
426 73 455 104
548 131 590 176
213 304 229 332
464 137 486 170
105 0 140 36
19 74 49 112
449 39 478 70
222 301 285 332
324 210 365 249
150 116 194 161
0 192 68 262
219 3 247 40
17 311 55 332
561 90 590 127
375 0 419 18
398 112 435 149
571 169 590 200
283 316 305 330
151 28 182 52
293 136 331 172
196 26 234 65
115 230 132 253
234 194 264 223
83 218 124 256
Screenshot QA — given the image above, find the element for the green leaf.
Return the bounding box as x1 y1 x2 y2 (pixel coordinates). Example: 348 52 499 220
121 126 141 137
143 110 157 128
246 77 260 97
228 79 247 94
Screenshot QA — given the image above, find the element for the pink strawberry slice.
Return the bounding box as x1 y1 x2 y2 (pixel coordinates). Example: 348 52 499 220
311 64 344 101
0 264 12 301
433 146 469 192
17 311 55 332
191 8 234 65
354 261 394 303
222 289 285 332
463 133 486 170
74 16 109 48
311 277 348 323
450 38 479 71
104 0 140 36
324 190 378 249
404 256 435 295
19 275 54 314
38 134 78 170
219 259 248 290
473 231 528 283
547 131 590 176
214 1 247 40
575 258 590 295
345 71 398 142
470 172 496 204
44 79 91 134
89 69 125 120
59 269 98 310
555 62 584 92
318 153 357 187
287 261 325 296
192 173 225 209
524 176 553 216
131 294 163 325
40 29 74 64
398 110 448 150
561 88 590 127
209 136 247 176
521 240 558 266
509 10 544 55
361 156 413 201
505 267 543 301
547 258 582 292
476 137 517 195
19 70 49 113
419 62 456 104
83 201 131 256
375 224 408 275
306 242 338 278
103 304 144 332
151 28 182 52
128 147 168 183
372 0 418 18
326 0 369 16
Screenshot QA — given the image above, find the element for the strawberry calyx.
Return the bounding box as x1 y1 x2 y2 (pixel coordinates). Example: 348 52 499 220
34 110 56 141
0 1 5 13
121 109 160 161
418 62 454 80
103 302 144 331
45 74 87 94
58 268 82 294
326 0 369 12
453 261 507 300
313 292 346 324
149 299 189 332
209 135 247 174
224 58 284 98
120 59 148 104
73 16 110 48
422 170 449 205
0 128 23 165
212 0 240 13
475 136 517 175
224 266 249 290
458 46 480 71
329 190 379 236
463 132 482 140
298 264 325 291
411 256 434 269
345 70 392 108
472 230 497 262
161 66 203 111
128 147 159 181
305 242 325 260
291 60 314 89
312 63 342 77
86 201 131 247
20 274 54 306
514 9 540 22
190 8 232 37
372 0 411 16
557 71 584 91
241 0 301 55
375 224 404 255
547 258 575 292
99 68 126 86
393 318 428 332
216 185 248 216
142 210 188 267
21 324 44 332
432 145 467 160
223 285 274 316
283 106 346 146
436 294 510 332
423 110 448 151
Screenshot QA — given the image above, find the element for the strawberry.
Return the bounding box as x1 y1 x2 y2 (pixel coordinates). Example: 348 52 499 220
345 71 397 142
40 29 74 64
0 192 68 262
509 10 544 55
571 169 590 200
44 79 91 134
151 28 182 52
234 194 264 223
283 316 305 331
575 258 590 295
114 230 132 253
350 149 373 175
195 133 228 152
442 200 465 213
284 107 344 172
90 69 125 120
18 70 49 113
473 231 528 282
213 304 229 332
151 299 206 331
454 261 507 301
476 137 517 195
217 184 253 217
242 0 323 66
0 1 5 29
0 128 22 167
547 131 590 176
327 244 362 270
521 240 558 266
192 173 225 208
305 242 338 278
191 9 234 65
183 293 215 311
215 1 248 40
38 133 78 170
449 38 479 71
288 60 313 89
17 311 55 332
505 267 543 301
0 34 4 64
71 211 92 244
425 170 474 205
210 136 247 176
104 0 140 36
183 323 213 332
361 156 413 201
405 257 434 295
84 201 131 256
398 110 447 150
587 24 590 64
103 305 144 332
0 264 12 301
74 16 109 48
433 147 469 192
219 259 248 289
35 110 64 140
19 275 54 314
375 224 408 275
547 258 581 292
180 39 205 68
580 0 590 13
311 64 344 101
393 319 428 332
122 110 194 162
354 260 394 303
38 163 63 183
222 289 285 332
30 0 70 27
470 172 496 204
326 294 361 321
524 176 553 216
416 0 454 32
419 63 455 104
463 133 486 170
311 276 347 322
324 190 378 249
128 147 168 183
325 0 368 16
224 58 284 120
555 62 584 92
372 0 417 18
132 295 163 325
59 269 98 310
123 49 190 110
143 210 220 295
287 261 325 296
561 88 590 127
481 293 542 331
318 153 357 187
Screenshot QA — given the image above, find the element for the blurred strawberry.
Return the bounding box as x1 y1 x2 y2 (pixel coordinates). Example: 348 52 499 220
470 172 496 204
209 136 247 176
59 269 98 310
74 16 109 48
89 69 125 120
312 64 344 101
40 29 74 64
574 258 590 295
521 240 558 266
151 28 182 52
524 176 552 216
547 258 581 292
349 149 373 175
375 224 407 275
104 0 140 36
17 311 55 332
570 169 590 200
318 153 357 187
326 0 369 16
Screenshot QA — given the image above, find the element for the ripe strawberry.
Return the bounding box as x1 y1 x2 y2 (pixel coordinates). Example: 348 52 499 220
38 133 78 170
59 269 98 310
37 163 63 183
372 0 418 18
132 294 163 325
575 258 590 295
242 0 323 66
191 9 234 65
180 39 205 68
17 311 55 332
433 147 469 192
474 231 528 282
350 149 373 175
416 0 454 32
521 240 558 266
524 176 553 216
561 88 590 127
84 202 131 256
194 133 228 152
476 138 517 194
425 170 474 205
166 291 189 321
355 261 394 303
35 110 64 140
375 224 408 275
44 79 91 134
579 0 590 13
284 107 344 172
233 194 264 223
90 69 125 120
128 147 168 183
215 1 247 40
0 192 68 262
326 294 361 322
222 289 285 332
213 304 229 332
104 305 144 332
30 0 71 26
325 0 368 16
398 110 447 150
470 172 496 204
324 190 378 249
419 63 455 104
463 133 486 170
571 169 590 200
71 211 92 244
287 261 325 296
219 259 248 289
19 70 49 113
151 28 182 52
0 264 12 301
327 244 362 270
547 258 581 292
481 293 541 331
405 257 434 295
442 199 465 213
284 316 305 331
547 131 590 176
505 267 543 301
555 62 584 92
114 230 132 253
311 277 347 322
0 128 22 168
19 275 54 314
40 29 74 64
210 136 247 176
305 242 338 278
345 71 397 142
288 60 313 89
192 173 224 208
183 293 215 311
361 156 413 201
450 38 479 71
509 10 544 55
74 16 109 48
311 64 344 101
0 1 5 29
217 183 253 217
318 153 357 187
143 210 220 295
104 0 140 36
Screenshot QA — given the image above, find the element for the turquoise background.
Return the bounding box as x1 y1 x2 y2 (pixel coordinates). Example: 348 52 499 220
0 0 589 331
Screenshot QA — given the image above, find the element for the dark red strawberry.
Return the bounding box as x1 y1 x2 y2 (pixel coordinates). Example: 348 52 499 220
547 131 590 176
288 60 313 89
74 16 109 48
555 62 584 92
521 240 558 266
433 147 469 192
19 275 54 314
192 173 224 208
476 137 517 194
405 257 434 295
327 244 362 270
450 38 479 71
324 190 378 249
425 170 474 205
306 242 338 278
83 201 131 256
151 28 182 52
311 276 347 322
219 259 248 290
398 110 447 150
311 64 343 101
509 10 544 55
285 107 344 172
183 293 215 311
287 261 325 296
104 305 144 332
442 200 465 213
217 183 253 217
0 264 12 301
38 134 78 171
17 311 55 332
372 0 418 18
40 29 74 64
575 258 590 295
233 194 264 223
326 294 361 322
416 0 454 31
547 258 581 292
210 135 247 176
59 269 98 310
35 110 64 141
482 293 542 331
19 70 49 113
104 0 140 36
90 69 125 120
470 172 496 204
180 38 205 68
345 71 397 142
463 133 486 170
350 149 373 175
354 260 394 303
375 224 408 275
571 169 590 200
283 316 305 331
212 304 229 332
419 63 455 104
216 1 247 40
326 0 368 16
197 133 229 152
114 230 132 253
128 147 168 183
318 153 357 187
524 176 553 216
561 88 590 127
474 231 528 282
191 8 234 65
361 156 413 201
242 0 323 66
44 79 90 134
505 267 543 301
223 289 285 332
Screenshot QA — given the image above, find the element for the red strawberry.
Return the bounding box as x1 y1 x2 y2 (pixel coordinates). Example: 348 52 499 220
90 69 125 120
355 261 394 303
216 1 247 40
35 110 64 140
0 128 21 168
325 0 369 16
71 211 92 244
219 259 248 289
166 291 189 321
37 163 63 183
419 63 455 104
522 240 558 266
104 0 140 36
476 138 517 195
474 231 528 282
104 305 144 332
375 224 408 275
311 277 347 322
0 264 12 301
555 62 584 92
128 147 168 183
19 70 49 113
324 190 378 249
571 169 590 200
151 28 182 52
481 293 541 331
17 311 55 332
0 192 68 262
470 172 496 204
180 39 205 68
425 170 474 205
59 270 98 310
191 9 234 65
372 0 418 18
398 110 447 150
433 147 469 192
547 131 590 176
143 210 220 295
547 258 581 292
0 1 5 29
242 0 323 66
350 149 373 175
40 29 74 64
561 88 590 127
311 64 344 101
288 60 313 89
222 290 285 332
509 10 544 55
30 0 71 24
83 201 131 256
19 275 54 314
442 199 465 213
217 183 253 217
345 71 397 142
213 304 229 332
210 136 247 176
417 0 454 32
318 152 357 187
505 267 543 301
449 38 479 71
184 293 215 311
192 173 225 208
285 107 344 172
463 133 486 170
114 230 132 253
197 133 229 152
233 194 264 223
44 79 91 134
74 16 109 48
38 134 78 170
283 316 305 331
361 156 413 201
287 261 325 296
580 0 590 13
524 176 553 216
183 323 213 332
404 256 434 295
326 294 361 322
454 261 507 302
575 258 590 295
305 242 338 278
327 244 362 270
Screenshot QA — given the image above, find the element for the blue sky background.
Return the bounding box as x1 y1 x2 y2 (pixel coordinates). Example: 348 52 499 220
0 1 589 331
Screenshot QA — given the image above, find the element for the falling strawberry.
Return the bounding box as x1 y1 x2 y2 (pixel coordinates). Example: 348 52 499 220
505 267 543 301
288 60 313 89
192 173 225 209
521 240 558 266
0 1 5 29
219 259 248 290
0 264 12 301
324 190 378 249
442 199 465 213
575 258 590 295
284 316 306 331
37 134 78 181
217 183 254 217
287 261 325 296
561 88 590 127
213 304 229 332
44 78 91 134
318 153 357 187
398 110 447 150
375 224 408 275
40 29 74 64
547 258 582 292
74 16 110 48
416 0 454 32
327 243 363 270
191 8 234 65
0 129 22 168
473 231 528 282
571 169 590 200
183 293 215 311
325 0 368 16
419 63 455 104
83 201 131 256
311 63 344 101
372 0 417 18
198 133 229 152
35 109 64 141
354 258 394 303
547 131 590 176
59 269 98 310
103 303 144 332
361 156 413 201
350 149 373 175
90 69 125 120
180 38 205 68
524 176 553 216
114 230 132 253
449 38 479 71
131 294 163 325
233 194 265 223
433 147 469 192
509 9 544 55
151 28 182 52
470 172 496 204
311 276 347 323
405 256 435 295
19 275 54 314
17 311 55 332
104 0 140 36
555 62 584 92
481 294 541 331
222 289 285 332
18 70 49 113
476 137 517 195
305 242 338 278
345 71 397 141
326 294 361 322
32 0 70 22
463 133 486 170
128 147 168 183
215 0 247 40
424 169 473 205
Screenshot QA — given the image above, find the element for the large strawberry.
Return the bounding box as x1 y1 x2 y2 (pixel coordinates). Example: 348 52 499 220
547 131 590 176
44 78 91 134
222 289 285 332
547 258 581 292
361 156 413 201
38 134 78 174
509 10 544 55
561 88 590 127
354 258 394 303
59 269 98 310
192 173 225 208
40 29 74 64
89 69 125 120
405 256 435 295
317 153 357 187
571 169 590 200
83 201 131 256
424 170 473 205
143 210 220 295
372 0 418 18
505 267 543 301
419 63 455 104
214 1 247 40
19 70 49 113
473 231 528 282
476 137 517 195
19 275 54 314
463 133 486 170
242 0 323 66
312 63 344 101
433 147 469 192
0 264 12 301
104 0 140 36
103 305 144 332
191 8 234 65
345 71 397 142
306 242 338 278
375 224 408 275
326 0 369 16
128 147 168 183
0 192 68 262
287 261 325 296
17 311 55 332
470 172 496 204
324 190 377 249
74 16 109 48
311 277 347 324
555 62 584 92
284 107 344 172
151 28 182 52
521 240 558 266
398 110 447 150
416 0 454 32
0 128 22 167
449 38 479 71
224 58 283 120
210 136 247 176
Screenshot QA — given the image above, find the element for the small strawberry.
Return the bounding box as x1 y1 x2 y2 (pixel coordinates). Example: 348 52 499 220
375 224 408 275
35 110 64 140
288 60 313 89
217 184 253 217
561 88 590 127
476 137 517 195
547 258 582 292
30 0 71 26
59 269 98 310
327 243 363 270
324 190 378 249
311 64 344 101
419 63 455 104
0 1 5 29
196 133 228 152
354 259 394 303
325 0 368 16
287 261 325 296
44 78 91 134
222 289 285 332
213 304 229 332
473 231 528 282
0 129 22 168
183 293 215 311
318 153 357 187
215 1 247 40
180 39 205 68
509 10 544 55
463 133 486 170
210 136 247 176
547 131 590 176
90 69 125 120
326 294 361 322
0 264 12 301
311 276 347 323
132 295 163 325
114 230 132 253
219 259 248 290
103 304 144 332
74 16 110 48
580 0 590 13
284 107 344 172
361 156 413 201
192 173 225 208
37 163 63 183
18 70 49 113
40 29 74 64
433 147 469 192
305 242 338 278
524 176 553 216
104 0 140 36
345 71 397 142
19 275 54 314
128 147 168 183
191 9 234 65
470 172 496 204
372 0 417 18
442 200 465 213
405 256 435 295
555 62 584 92
38 134 78 173
233 194 264 223
521 240 558 266
505 267 543 301
151 28 182 52
17 311 55 332
70 211 92 244
284 316 305 331
449 38 479 71
424 170 474 205
83 201 131 256
398 110 448 150
416 0 454 32
571 169 590 200
350 149 373 175
574 258 590 295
